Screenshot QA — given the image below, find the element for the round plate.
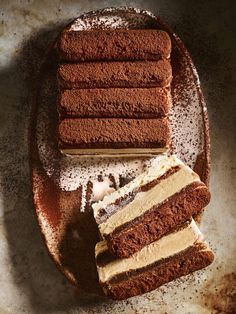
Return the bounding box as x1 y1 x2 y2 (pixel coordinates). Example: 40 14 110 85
30 7 210 298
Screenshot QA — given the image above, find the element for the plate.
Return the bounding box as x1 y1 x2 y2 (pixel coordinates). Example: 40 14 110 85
30 7 210 298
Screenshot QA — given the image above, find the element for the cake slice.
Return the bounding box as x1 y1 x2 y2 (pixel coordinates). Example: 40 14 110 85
57 29 171 62
58 60 172 89
58 87 171 118
92 155 210 257
59 118 170 156
95 219 214 300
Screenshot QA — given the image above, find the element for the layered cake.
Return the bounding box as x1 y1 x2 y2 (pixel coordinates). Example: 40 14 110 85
54 25 214 300
58 29 171 62
58 87 171 118
58 60 172 89
95 219 214 300
59 118 170 156
92 155 210 257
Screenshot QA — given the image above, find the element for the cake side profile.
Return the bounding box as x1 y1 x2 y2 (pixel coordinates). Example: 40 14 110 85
95 219 214 300
92 155 210 257
58 29 172 62
58 87 171 118
58 60 172 89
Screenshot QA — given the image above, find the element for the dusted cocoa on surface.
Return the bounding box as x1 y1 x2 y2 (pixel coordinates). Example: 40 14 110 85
107 182 210 258
58 118 170 149
58 29 171 62
58 60 172 89
58 87 171 118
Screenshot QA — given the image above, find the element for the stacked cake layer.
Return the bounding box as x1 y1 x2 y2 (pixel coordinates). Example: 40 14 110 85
92 155 214 299
93 155 210 258
95 219 214 300
58 29 172 61
57 28 172 156
58 88 171 118
59 118 170 156
58 60 172 89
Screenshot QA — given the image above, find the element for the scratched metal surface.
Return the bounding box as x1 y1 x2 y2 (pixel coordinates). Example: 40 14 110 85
0 1 235 313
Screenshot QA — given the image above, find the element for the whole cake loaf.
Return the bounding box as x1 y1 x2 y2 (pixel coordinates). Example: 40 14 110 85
92 155 210 258
54 20 214 301
95 219 214 300
55 25 214 301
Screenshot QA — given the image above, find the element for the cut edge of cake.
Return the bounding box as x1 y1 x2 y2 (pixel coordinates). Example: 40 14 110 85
95 219 214 300
92 154 211 257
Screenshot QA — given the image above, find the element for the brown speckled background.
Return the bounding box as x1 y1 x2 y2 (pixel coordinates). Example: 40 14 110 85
0 1 235 313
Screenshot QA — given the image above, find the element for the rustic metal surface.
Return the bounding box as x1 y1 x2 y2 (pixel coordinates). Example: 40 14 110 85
0 1 235 313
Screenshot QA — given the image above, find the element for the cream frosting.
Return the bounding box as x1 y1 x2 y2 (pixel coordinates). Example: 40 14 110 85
96 219 203 283
98 162 200 236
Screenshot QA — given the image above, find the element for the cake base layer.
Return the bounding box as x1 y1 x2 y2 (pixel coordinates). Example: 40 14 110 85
58 29 171 62
59 118 170 150
107 182 210 258
58 87 171 118
102 243 214 300
58 60 172 89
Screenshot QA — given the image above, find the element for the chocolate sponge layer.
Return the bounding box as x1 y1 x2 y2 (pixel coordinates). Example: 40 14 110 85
58 87 171 118
58 118 170 149
58 60 172 89
57 29 171 62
